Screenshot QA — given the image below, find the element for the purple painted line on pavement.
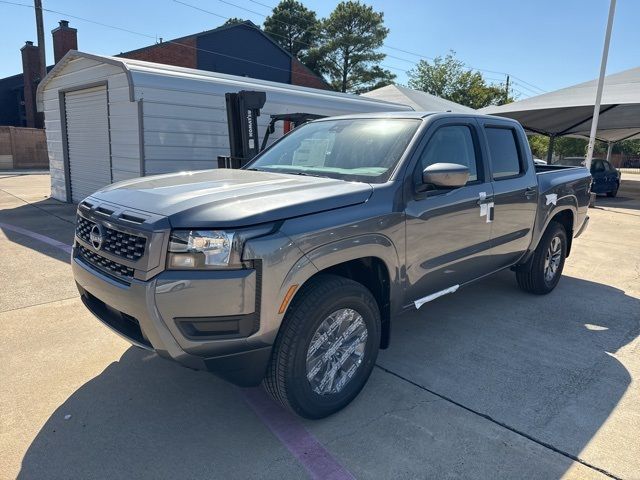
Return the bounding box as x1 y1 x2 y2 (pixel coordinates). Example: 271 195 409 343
0 222 72 255
0 223 354 479
242 387 355 480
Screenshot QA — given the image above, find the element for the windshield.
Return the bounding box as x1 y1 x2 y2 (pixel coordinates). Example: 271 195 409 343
246 118 421 183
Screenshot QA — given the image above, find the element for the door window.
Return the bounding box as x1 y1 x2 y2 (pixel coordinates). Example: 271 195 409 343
417 125 479 183
591 160 605 173
485 127 522 179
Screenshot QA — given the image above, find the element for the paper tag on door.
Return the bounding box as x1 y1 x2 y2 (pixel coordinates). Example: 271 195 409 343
480 204 488 217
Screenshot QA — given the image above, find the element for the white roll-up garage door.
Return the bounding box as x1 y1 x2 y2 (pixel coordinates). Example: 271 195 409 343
64 86 112 203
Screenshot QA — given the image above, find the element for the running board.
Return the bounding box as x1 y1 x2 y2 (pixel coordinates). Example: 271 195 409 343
414 285 459 309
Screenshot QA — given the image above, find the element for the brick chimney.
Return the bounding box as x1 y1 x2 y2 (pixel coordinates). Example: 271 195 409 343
21 41 43 128
52 20 77 64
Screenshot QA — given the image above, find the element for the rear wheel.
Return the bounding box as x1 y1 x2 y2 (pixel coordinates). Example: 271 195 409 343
264 275 381 419
516 221 567 294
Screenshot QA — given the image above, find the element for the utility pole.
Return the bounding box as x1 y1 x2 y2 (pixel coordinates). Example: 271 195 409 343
504 75 510 104
34 0 47 81
585 0 616 170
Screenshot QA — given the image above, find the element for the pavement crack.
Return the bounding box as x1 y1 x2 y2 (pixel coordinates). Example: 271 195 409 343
0 295 79 315
325 398 438 446
375 364 622 480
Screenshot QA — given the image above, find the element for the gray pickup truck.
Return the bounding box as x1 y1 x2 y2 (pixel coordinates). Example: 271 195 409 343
72 112 591 418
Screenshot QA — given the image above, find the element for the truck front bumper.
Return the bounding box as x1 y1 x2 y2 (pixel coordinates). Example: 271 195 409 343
72 252 272 386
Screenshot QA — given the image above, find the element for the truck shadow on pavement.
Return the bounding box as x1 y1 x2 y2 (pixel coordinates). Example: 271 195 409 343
17 273 639 479
379 271 639 477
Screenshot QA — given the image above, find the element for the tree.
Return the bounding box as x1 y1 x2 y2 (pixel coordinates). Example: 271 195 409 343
314 1 394 93
528 135 550 159
263 0 319 59
407 51 513 109
223 17 247 26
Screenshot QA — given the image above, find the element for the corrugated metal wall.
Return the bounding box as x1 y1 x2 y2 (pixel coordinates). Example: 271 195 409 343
41 53 410 201
41 57 140 201
134 72 407 175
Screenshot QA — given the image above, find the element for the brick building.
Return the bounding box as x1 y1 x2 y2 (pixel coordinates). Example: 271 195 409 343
0 20 327 128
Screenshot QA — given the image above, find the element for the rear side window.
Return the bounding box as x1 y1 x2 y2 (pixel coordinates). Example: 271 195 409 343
418 125 479 183
591 160 605 173
485 127 522 179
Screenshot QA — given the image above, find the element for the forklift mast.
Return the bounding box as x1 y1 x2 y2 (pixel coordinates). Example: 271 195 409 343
218 90 325 169
218 91 266 169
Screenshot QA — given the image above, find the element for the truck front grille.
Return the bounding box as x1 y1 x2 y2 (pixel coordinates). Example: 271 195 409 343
77 245 135 279
76 216 146 261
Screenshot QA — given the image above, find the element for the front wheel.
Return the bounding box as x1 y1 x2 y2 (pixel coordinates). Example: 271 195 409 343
263 275 381 419
607 183 619 197
516 221 567 295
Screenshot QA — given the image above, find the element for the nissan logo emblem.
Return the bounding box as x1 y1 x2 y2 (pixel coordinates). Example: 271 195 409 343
89 224 104 251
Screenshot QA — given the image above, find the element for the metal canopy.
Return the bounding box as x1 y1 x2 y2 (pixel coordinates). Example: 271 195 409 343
480 67 640 142
362 84 475 113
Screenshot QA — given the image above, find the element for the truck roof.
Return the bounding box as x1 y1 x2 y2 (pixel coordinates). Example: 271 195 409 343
316 111 520 123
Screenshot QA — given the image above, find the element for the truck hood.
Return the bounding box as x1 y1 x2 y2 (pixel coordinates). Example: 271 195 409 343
91 169 373 228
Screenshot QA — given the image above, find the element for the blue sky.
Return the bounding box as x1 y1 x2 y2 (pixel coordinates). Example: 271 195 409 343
0 0 637 99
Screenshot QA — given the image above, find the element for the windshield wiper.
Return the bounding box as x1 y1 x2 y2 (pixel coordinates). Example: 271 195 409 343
283 171 330 179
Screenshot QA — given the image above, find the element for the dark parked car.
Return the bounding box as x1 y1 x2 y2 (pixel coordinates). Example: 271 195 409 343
557 157 620 197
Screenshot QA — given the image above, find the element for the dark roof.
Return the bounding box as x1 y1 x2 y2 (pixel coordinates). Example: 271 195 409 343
118 21 290 60
114 20 328 87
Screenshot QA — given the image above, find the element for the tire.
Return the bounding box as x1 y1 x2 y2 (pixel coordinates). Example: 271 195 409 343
264 274 381 419
607 183 619 197
516 221 567 295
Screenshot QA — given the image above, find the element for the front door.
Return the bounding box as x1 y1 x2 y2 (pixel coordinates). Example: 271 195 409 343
404 120 493 306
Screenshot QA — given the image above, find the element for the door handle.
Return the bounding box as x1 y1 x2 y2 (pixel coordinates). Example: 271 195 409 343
524 187 537 197
477 193 494 205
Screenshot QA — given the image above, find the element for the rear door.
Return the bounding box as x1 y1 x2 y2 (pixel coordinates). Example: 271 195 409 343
404 118 494 303
603 160 619 191
64 85 112 203
477 119 538 269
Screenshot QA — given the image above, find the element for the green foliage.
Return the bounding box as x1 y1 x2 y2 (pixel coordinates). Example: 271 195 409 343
528 135 549 159
313 1 395 93
223 17 247 26
407 51 513 109
616 139 640 156
263 0 319 58
526 135 640 160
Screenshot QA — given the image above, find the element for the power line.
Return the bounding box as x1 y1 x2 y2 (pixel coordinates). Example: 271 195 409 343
0 0 534 99
243 0 547 93
0 0 332 83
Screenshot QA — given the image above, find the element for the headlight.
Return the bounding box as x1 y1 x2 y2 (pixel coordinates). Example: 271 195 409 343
167 225 274 270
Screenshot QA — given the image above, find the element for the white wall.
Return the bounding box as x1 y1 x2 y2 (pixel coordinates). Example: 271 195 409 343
41 53 411 200
41 57 140 201
133 71 409 175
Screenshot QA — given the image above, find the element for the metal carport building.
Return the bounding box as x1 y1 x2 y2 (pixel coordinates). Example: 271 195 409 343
36 51 410 203
481 67 640 161
362 85 474 113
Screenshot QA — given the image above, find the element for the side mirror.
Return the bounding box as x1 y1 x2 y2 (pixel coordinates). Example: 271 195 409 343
422 163 470 188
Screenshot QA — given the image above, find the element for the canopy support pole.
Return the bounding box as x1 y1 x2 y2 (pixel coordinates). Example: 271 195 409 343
586 0 617 170
606 142 614 163
546 135 556 163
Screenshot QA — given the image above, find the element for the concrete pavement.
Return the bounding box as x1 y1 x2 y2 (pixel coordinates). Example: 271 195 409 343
1 173 639 479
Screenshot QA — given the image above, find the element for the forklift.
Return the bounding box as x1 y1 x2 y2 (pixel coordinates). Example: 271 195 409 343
217 90 325 169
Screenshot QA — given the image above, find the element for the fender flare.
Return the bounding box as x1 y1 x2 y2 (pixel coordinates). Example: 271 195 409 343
277 234 402 345
520 197 577 269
